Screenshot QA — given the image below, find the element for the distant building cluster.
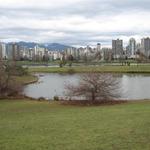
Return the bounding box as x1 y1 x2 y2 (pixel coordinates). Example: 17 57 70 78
0 37 150 62
0 43 62 61
113 37 150 60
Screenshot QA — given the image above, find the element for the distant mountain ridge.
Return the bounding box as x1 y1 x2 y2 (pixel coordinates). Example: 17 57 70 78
7 42 73 51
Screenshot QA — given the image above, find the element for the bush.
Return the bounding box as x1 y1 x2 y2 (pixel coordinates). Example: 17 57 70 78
38 97 46 101
5 64 28 76
67 68 75 74
65 73 120 101
15 66 28 75
53 96 59 101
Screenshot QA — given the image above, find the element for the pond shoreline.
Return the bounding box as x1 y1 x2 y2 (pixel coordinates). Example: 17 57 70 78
28 66 150 74
24 73 150 100
23 75 39 85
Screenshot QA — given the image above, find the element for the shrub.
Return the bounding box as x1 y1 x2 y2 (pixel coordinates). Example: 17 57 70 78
38 97 46 101
65 73 120 101
67 68 75 74
53 96 59 101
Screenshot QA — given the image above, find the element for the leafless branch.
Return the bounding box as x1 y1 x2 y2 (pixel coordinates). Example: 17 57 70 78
65 72 120 101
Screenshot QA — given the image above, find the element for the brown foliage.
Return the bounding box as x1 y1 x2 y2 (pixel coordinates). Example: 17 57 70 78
65 73 120 101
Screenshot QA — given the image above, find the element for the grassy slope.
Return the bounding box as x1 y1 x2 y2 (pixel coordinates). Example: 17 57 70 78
0 100 150 150
29 65 150 74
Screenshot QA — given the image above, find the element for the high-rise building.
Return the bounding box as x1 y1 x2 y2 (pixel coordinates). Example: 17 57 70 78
112 39 123 59
0 43 7 60
0 46 2 60
12 43 20 61
141 37 150 57
128 38 136 58
97 43 101 52
102 48 113 61
6 44 13 60
6 43 20 61
136 43 141 52
33 45 46 61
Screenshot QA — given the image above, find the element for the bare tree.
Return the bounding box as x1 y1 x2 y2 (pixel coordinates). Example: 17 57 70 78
136 51 148 64
65 73 120 101
0 61 22 98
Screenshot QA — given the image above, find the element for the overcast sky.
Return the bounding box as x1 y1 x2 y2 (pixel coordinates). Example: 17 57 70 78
0 0 150 47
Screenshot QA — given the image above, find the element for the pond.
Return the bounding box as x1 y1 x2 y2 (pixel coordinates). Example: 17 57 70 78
24 73 150 100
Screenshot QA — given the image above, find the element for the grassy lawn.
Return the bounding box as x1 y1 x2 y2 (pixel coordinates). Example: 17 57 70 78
29 65 150 74
16 61 60 66
14 75 38 85
0 100 150 150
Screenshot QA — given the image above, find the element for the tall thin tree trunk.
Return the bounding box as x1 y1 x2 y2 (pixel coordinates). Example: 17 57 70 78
92 91 95 101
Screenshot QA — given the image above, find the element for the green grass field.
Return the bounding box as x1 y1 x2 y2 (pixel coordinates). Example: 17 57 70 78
29 65 150 74
0 100 150 150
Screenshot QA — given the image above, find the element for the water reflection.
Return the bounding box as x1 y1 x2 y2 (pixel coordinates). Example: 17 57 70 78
24 73 150 100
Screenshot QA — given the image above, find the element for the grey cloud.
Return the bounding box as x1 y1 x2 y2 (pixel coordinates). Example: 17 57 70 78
1 0 150 18
0 26 150 46
1 0 150 46
0 0 150 21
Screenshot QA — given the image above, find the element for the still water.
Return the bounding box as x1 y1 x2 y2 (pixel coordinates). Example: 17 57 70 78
24 74 150 100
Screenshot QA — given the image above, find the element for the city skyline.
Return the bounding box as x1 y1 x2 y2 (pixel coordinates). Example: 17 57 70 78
1 37 150 61
0 0 150 47
0 37 149 48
